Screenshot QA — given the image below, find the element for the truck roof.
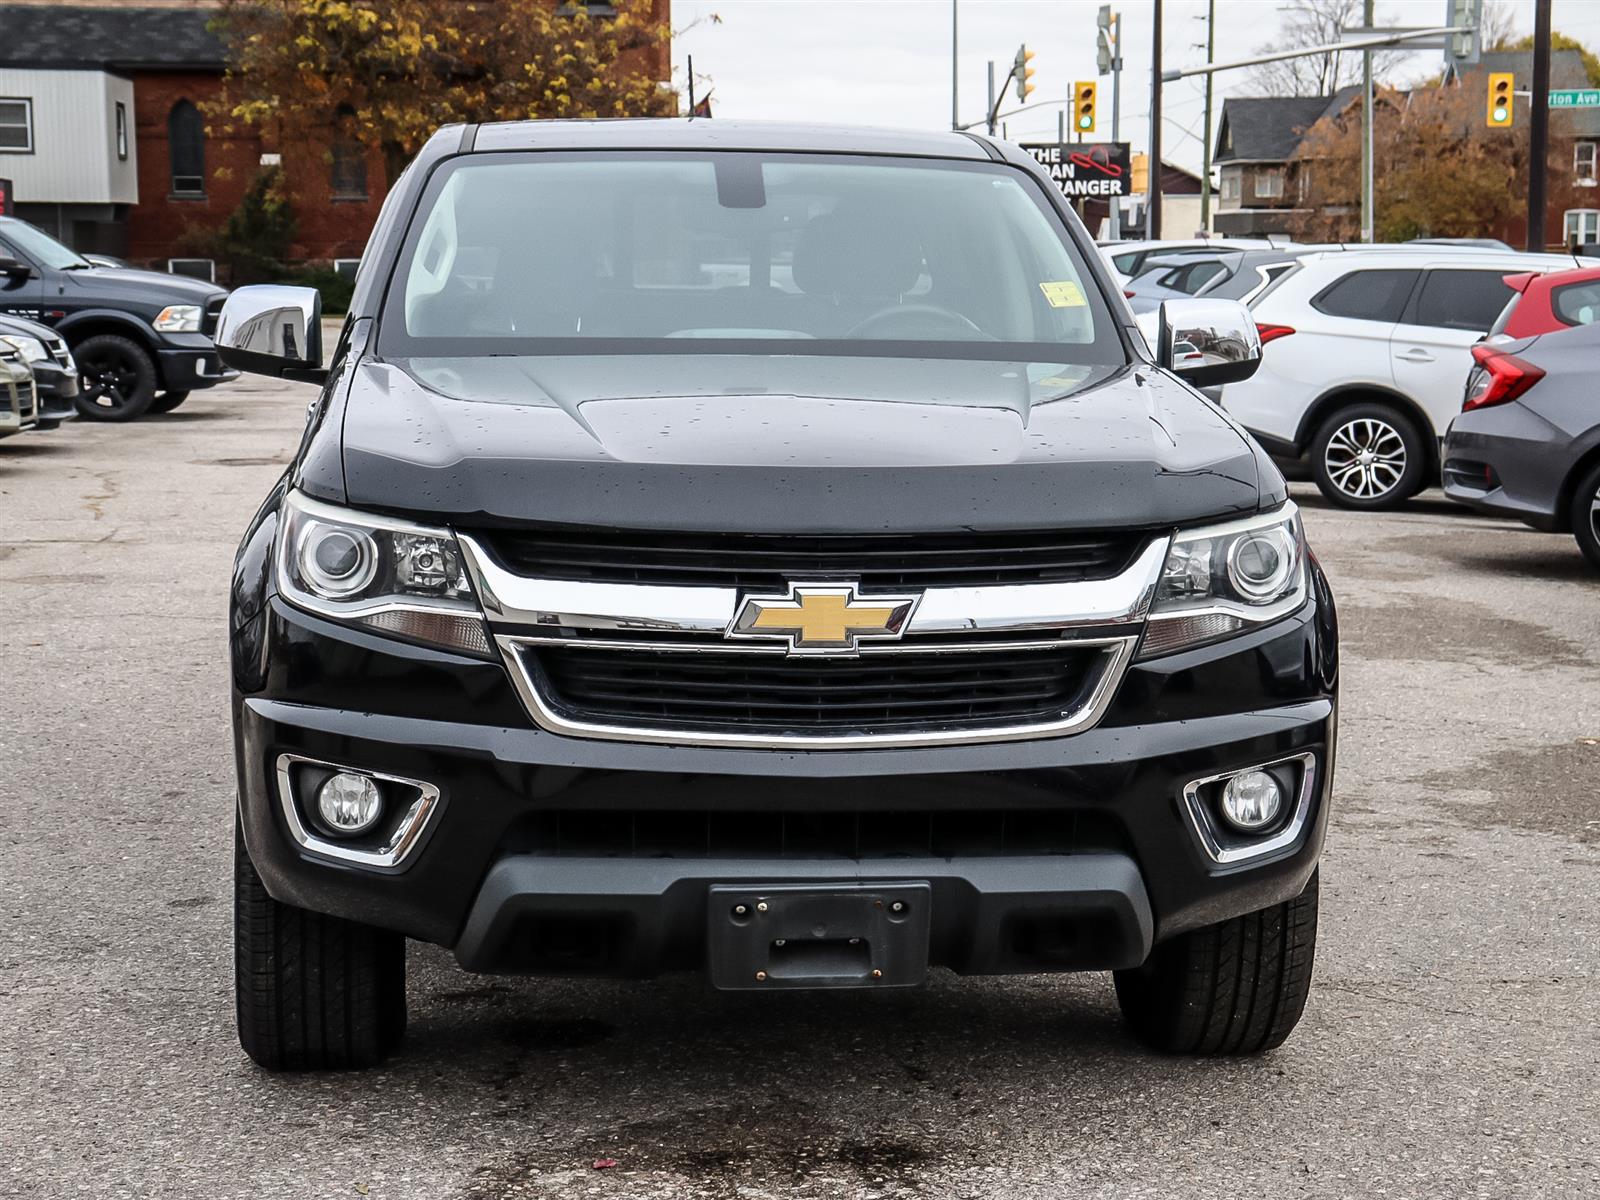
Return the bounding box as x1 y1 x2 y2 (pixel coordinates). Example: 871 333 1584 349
469 118 994 160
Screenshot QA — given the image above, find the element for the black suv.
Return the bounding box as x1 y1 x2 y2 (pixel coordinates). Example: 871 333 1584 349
221 121 1337 1071
0 216 235 420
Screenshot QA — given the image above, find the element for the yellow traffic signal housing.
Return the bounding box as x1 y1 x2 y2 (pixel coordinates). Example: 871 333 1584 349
1013 45 1037 104
1131 152 1149 194
1075 81 1098 133
1487 71 1514 128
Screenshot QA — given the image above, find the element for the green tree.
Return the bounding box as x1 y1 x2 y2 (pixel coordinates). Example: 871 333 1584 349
211 0 676 185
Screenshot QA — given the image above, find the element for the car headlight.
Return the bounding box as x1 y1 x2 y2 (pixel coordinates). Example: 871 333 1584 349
153 304 203 332
1139 503 1307 658
275 490 491 656
0 334 48 363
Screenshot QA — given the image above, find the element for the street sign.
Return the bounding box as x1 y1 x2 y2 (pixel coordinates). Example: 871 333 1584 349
1549 89 1600 109
1019 142 1132 199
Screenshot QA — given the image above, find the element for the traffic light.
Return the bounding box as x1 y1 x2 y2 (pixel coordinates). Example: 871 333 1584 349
1487 71 1514 127
1013 45 1036 104
1131 152 1149 194
1075 81 1098 134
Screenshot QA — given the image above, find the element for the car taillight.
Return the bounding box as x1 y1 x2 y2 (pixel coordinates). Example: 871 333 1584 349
1124 289 1136 299
1255 322 1295 346
1463 343 1544 412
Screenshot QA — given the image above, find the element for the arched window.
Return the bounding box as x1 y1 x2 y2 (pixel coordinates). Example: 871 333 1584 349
329 105 368 200
168 100 205 196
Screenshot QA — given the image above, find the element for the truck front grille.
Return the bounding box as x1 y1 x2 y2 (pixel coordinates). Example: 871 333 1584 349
202 296 226 337
525 641 1109 735
506 806 1127 860
482 526 1145 590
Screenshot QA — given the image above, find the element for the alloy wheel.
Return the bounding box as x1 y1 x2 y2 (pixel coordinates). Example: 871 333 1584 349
1322 417 1407 502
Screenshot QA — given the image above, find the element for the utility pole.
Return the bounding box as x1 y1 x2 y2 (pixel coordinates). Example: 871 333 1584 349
1148 0 1162 239
1110 11 1122 238
1528 0 1552 250
1360 0 1374 242
951 0 959 132
1200 0 1215 231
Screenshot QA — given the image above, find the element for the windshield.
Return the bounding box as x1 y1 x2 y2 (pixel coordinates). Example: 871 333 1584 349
0 219 90 270
379 152 1122 363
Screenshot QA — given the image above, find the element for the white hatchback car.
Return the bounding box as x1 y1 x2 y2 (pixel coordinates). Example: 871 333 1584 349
1220 247 1580 509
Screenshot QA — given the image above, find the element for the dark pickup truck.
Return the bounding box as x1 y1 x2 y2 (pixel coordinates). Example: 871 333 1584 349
219 120 1337 1072
0 216 235 419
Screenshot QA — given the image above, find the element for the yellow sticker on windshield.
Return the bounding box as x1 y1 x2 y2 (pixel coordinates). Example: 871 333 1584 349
1039 280 1087 308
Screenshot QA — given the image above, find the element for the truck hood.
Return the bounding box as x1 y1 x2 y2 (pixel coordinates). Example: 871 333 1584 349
64 266 225 306
333 354 1264 533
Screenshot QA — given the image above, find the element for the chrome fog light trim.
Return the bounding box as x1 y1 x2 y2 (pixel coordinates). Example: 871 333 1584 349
275 753 441 869
1181 752 1317 866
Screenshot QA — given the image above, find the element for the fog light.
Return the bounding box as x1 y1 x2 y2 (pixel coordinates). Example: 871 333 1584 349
316 772 384 836
1218 770 1284 832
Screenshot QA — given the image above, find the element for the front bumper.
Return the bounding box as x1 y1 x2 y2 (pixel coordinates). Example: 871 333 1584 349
156 336 240 392
234 569 1338 980
31 362 78 427
1442 408 1569 531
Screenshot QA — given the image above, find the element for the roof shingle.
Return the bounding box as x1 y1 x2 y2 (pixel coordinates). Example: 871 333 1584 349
0 4 223 71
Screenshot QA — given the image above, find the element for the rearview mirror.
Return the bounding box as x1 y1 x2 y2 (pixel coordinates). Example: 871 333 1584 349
1157 298 1261 388
215 284 325 382
0 255 33 281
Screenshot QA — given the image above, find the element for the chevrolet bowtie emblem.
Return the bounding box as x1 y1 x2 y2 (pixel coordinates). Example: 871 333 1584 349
728 583 920 655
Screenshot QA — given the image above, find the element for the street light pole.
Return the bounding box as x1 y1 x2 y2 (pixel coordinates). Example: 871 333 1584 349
1148 0 1163 239
1200 0 1214 231
951 0 959 132
986 60 997 136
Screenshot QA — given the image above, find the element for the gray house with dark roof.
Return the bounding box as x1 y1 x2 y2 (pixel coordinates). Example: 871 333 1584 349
1211 87 1359 236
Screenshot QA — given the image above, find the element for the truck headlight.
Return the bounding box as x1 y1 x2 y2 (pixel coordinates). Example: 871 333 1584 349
153 304 203 332
1139 503 1307 658
0 334 48 363
275 490 491 656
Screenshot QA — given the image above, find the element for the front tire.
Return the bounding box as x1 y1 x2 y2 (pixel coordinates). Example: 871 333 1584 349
149 389 190 414
234 823 407 1070
1570 462 1600 571
1114 871 1319 1055
1310 403 1428 510
74 334 157 421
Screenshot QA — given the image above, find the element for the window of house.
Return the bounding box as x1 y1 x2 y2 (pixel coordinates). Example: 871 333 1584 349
330 106 368 199
168 100 206 196
1254 168 1285 199
115 102 128 161
1576 142 1597 181
1565 208 1600 245
0 98 33 153
1220 170 1241 202
1311 269 1419 323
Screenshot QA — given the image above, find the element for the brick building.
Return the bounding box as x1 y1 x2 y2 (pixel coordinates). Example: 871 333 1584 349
0 1 672 275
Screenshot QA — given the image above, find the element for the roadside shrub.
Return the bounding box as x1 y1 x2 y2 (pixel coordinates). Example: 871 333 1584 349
284 265 355 316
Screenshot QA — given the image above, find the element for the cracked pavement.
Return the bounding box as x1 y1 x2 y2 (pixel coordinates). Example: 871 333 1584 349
1 376 1597 1198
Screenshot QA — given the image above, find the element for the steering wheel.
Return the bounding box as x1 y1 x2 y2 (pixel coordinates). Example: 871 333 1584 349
844 303 994 341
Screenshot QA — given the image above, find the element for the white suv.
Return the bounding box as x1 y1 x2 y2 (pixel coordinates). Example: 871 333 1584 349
1221 248 1579 509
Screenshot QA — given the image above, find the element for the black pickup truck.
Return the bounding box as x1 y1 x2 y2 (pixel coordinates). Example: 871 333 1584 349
219 120 1337 1072
0 216 235 420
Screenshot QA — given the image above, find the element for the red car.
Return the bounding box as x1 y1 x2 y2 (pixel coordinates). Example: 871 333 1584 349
1492 264 1600 338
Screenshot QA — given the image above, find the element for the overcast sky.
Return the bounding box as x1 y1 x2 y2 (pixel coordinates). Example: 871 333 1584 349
673 1 1600 173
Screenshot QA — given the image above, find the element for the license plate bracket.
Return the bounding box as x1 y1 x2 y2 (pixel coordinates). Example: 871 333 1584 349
707 882 931 990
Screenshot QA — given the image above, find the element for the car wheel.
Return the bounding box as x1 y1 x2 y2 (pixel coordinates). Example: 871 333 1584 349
1310 403 1428 510
1570 462 1600 571
234 821 407 1070
1113 870 1318 1055
149 390 190 414
74 334 158 421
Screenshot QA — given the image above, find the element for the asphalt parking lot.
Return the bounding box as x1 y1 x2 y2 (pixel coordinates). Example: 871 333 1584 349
2 374 1598 1200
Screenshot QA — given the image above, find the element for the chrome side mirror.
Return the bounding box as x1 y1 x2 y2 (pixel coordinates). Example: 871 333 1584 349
1157 298 1261 387
215 284 325 382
